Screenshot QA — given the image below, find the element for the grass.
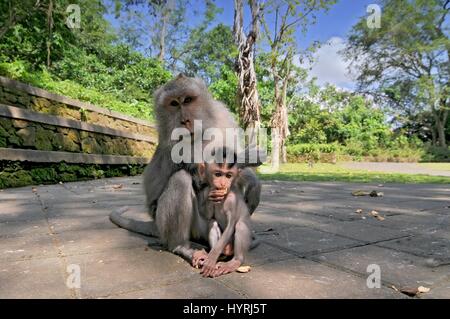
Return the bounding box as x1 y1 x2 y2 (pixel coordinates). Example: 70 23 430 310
418 163 450 170
257 163 450 184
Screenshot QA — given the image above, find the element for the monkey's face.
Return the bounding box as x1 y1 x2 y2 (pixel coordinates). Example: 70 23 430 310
205 162 238 192
155 74 212 136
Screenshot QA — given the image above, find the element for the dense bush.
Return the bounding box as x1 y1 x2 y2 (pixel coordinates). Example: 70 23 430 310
287 143 339 155
0 61 160 121
422 146 450 162
287 138 426 163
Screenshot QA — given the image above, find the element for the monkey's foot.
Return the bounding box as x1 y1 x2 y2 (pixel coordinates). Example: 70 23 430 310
192 249 208 269
211 259 242 277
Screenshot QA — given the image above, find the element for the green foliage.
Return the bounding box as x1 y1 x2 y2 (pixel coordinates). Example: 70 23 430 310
0 61 159 121
288 84 392 149
421 145 450 162
0 161 145 188
209 65 239 114
0 0 171 121
287 143 338 155
345 0 449 147
180 23 237 84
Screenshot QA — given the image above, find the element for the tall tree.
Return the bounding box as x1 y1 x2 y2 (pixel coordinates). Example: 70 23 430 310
172 2 228 79
233 0 262 144
346 0 449 147
113 0 187 63
0 0 44 39
46 0 54 68
261 0 335 168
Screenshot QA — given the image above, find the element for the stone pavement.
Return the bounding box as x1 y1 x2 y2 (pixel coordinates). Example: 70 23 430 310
0 177 449 298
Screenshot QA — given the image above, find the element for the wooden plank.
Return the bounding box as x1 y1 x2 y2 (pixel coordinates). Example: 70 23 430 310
0 148 150 165
0 104 156 143
0 76 155 128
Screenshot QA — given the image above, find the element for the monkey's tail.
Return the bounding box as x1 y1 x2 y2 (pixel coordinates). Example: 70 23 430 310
109 206 159 237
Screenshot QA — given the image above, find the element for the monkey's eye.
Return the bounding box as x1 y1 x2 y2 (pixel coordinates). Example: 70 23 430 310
183 96 193 104
170 100 179 107
226 174 233 179
214 172 222 177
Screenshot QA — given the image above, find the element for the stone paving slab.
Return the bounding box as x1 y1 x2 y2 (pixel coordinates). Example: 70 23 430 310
351 213 450 237
0 177 449 298
376 235 450 260
55 228 149 256
216 258 404 298
65 246 196 298
262 226 362 257
0 257 70 298
0 232 58 262
105 276 242 299
0 218 50 238
310 245 450 289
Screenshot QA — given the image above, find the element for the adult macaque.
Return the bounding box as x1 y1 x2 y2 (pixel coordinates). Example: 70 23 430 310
192 148 253 278
110 74 263 266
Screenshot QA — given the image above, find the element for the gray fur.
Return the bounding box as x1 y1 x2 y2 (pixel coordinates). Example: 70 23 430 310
109 74 262 263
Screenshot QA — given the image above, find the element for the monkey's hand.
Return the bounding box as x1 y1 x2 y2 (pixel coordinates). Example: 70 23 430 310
192 249 208 269
208 189 227 203
200 257 219 278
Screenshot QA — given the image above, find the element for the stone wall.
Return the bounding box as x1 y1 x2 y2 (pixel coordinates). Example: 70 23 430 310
0 117 154 157
0 160 145 189
0 76 157 188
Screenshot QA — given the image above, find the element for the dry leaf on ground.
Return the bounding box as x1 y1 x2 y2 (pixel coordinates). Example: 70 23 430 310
417 286 430 293
352 190 384 197
236 265 252 273
370 210 385 221
112 184 123 190
352 190 369 196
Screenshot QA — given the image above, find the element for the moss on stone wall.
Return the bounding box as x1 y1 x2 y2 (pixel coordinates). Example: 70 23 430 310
0 116 155 157
0 84 155 136
0 81 154 188
0 160 145 189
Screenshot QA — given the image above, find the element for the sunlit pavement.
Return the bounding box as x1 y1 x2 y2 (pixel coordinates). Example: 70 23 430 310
1 176 449 298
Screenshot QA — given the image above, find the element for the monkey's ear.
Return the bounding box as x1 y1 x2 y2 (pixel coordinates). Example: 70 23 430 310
176 73 187 79
198 162 206 179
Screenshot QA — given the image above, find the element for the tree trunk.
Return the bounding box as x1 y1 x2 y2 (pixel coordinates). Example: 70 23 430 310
281 140 287 163
431 125 437 146
158 9 168 63
271 127 281 171
273 53 292 165
436 118 447 148
233 0 261 134
432 99 448 148
0 1 16 39
46 0 53 68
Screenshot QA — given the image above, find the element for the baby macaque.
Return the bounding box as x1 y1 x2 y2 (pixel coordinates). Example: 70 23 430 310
192 148 252 278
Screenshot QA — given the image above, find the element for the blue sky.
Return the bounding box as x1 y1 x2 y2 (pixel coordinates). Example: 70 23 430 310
209 0 382 90
212 0 378 48
104 0 382 89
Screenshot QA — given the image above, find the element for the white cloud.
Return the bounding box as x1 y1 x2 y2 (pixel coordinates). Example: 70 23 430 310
296 36 357 90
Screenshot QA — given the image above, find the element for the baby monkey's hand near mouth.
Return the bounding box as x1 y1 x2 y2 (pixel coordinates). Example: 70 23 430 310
208 188 228 202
